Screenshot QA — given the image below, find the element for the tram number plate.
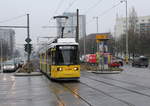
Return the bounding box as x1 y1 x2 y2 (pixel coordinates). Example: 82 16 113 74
67 68 72 70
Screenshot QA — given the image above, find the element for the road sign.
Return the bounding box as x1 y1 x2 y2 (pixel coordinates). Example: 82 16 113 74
96 35 109 40
96 35 109 43
25 38 31 43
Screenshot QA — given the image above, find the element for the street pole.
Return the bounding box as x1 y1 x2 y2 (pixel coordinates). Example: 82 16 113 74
83 33 86 55
93 16 99 33
93 16 99 52
76 9 79 43
0 40 3 73
125 0 128 63
27 14 30 62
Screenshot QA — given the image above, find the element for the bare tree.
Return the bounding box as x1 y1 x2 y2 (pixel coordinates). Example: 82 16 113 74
128 7 139 59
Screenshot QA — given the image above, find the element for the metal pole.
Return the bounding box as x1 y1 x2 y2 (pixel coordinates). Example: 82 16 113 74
27 14 30 62
125 0 128 63
76 9 79 43
83 33 86 55
93 16 99 52
61 27 64 38
93 16 99 33
0 40 3 73
96 17 99 33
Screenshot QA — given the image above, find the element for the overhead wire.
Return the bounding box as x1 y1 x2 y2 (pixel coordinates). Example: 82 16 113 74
98 1 123 17
84 0 103 14
63 0 78 12
53 0 65 16
48 0 77 28
49 0 66 22
0 14 26 24
86 1 123 25
43 0 67 42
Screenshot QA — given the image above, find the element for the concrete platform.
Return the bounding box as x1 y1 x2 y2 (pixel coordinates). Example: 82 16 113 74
0 73 62 106
14 72 43 76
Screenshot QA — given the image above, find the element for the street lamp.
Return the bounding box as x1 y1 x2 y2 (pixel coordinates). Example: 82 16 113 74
121 0 128 63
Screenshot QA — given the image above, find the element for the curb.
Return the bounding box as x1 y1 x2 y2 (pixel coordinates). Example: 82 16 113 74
89 71 122 74
14 72 43 76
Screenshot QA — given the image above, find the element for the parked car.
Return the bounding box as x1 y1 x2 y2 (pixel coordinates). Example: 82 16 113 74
108 61 121 67
2 61 17 72
132 56 149 67
115 58 124 66
109 57 123 67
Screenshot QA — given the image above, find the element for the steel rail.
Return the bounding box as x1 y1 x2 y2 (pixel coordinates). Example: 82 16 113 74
82 75 150 98
79 79 135 106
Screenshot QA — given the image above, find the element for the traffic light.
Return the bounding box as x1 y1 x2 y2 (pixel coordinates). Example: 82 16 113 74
24 43 33 54
24 44 27 52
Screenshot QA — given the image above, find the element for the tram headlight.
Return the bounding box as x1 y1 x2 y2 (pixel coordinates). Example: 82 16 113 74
57 67 63 71
74 67 78 71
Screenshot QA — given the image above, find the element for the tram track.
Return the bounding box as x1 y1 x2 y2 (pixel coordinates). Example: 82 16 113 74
42 69 150 105
95 74 150 90
79 81 135 106
83 71 150 90
44 73 136 106
60 83 93 106
51 82 92 106
81 73 150 97
62 81 135 106
44 75 92 106
82 74 150 98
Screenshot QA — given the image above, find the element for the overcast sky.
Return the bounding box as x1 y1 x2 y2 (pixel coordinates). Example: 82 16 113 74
0 0 149 46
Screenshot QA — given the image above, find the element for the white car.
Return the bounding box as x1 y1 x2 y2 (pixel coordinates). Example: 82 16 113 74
2 61 17 72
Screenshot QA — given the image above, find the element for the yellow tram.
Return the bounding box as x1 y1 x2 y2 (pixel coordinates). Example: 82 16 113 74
39 38 80 80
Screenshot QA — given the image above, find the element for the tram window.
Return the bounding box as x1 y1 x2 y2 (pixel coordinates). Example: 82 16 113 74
47 51 51 64
52 51 56 65
56 45 78 65
42 55 45 62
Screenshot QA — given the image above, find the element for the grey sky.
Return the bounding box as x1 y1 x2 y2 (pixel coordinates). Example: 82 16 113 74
0 0 149 45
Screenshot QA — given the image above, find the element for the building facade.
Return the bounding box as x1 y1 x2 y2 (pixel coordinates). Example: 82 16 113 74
114 15 150 37
0 29 15 58
56 12 86 39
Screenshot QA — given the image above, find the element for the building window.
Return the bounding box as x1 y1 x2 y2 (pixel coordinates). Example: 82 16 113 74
140 23 145 26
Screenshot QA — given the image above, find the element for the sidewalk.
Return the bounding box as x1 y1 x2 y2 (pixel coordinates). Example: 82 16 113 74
0 73 59 106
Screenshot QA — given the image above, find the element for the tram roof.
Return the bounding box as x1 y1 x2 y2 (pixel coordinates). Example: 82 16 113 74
49 42 78 48
39 38 78 54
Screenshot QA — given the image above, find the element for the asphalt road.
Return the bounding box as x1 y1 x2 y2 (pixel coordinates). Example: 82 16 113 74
1 65 150 106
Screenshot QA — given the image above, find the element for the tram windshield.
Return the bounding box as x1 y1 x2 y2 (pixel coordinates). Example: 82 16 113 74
56 45 78 65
